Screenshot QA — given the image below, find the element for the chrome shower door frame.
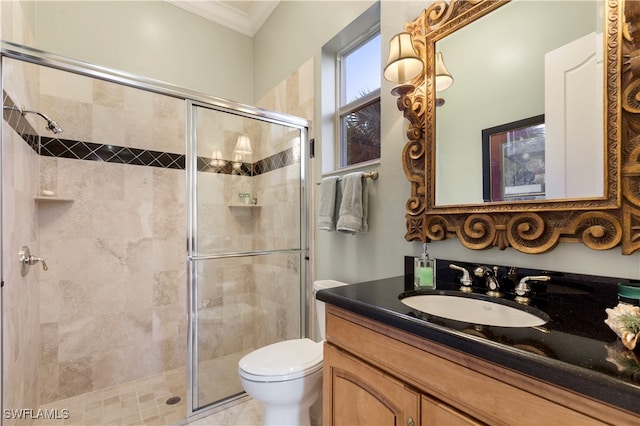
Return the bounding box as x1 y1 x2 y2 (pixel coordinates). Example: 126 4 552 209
186 99 310 416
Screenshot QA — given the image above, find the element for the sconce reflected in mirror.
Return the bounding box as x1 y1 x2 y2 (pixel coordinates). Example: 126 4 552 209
383 32 423 95
209 150 225 171
232 153 243 172
435 52 453 107
232 135 252 172
435 52 453 91
235 135 252 155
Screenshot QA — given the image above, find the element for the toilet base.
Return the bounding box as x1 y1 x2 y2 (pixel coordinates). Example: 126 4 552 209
262 405 311 426
257 378 321 426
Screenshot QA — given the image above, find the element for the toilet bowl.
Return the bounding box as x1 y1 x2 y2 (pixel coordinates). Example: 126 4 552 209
238 280 348 426
238 338 323 425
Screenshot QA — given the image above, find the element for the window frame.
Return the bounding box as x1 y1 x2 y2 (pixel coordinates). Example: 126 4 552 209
335 26 381 169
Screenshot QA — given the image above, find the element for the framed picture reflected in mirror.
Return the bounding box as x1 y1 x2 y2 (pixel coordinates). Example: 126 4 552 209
482 115 546 202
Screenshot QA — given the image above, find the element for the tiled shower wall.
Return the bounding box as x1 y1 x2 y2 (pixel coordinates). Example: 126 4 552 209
1 1 42 423
2 55 41 425
33 63 188 404
255 58 314 123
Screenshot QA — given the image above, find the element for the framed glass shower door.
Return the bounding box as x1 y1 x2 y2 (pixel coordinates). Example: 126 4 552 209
187 101 309 413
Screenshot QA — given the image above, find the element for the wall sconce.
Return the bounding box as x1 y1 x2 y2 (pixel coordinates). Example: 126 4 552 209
435 52 454 92
209 150 225 171
383 32 424 95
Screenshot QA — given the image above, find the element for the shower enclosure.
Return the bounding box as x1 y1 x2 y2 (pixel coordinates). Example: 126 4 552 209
1 41 309 424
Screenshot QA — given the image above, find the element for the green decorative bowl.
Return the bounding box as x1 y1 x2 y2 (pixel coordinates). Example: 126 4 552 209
618 282 640 305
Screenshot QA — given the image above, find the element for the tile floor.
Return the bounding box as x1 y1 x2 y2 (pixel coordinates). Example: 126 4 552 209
33 352 258 426
195 350 249 407
33 368 187 426
186 399 262 426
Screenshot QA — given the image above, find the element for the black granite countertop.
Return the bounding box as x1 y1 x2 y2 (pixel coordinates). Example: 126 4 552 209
316 261 640 415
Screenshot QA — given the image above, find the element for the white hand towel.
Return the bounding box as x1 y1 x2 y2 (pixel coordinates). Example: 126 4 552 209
317 176 340 231
337 172 368 234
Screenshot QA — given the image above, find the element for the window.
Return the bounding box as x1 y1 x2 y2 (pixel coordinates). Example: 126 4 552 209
320 2 380 173
337 32 381 168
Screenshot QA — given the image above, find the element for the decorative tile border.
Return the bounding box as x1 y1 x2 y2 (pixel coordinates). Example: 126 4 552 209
196 147 297 177
38 138 298 176
40 137 186 169
2 92 39 152
3 91 299 176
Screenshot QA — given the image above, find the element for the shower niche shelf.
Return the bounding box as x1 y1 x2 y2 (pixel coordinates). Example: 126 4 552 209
34 196 74 203
227 203 262 208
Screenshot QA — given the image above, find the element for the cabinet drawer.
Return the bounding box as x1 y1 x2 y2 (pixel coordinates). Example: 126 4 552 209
422 395 482 426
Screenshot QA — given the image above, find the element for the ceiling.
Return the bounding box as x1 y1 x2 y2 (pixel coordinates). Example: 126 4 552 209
164 0 280 37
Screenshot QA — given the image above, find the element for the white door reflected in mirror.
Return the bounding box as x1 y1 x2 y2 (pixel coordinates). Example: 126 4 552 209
545 32 604 200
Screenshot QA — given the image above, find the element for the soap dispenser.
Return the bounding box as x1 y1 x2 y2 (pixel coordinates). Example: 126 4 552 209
414 243 435 289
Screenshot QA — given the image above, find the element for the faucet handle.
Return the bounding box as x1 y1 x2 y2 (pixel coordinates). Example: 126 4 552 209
519 275 551 286
515 275 550 303
449 264 472 292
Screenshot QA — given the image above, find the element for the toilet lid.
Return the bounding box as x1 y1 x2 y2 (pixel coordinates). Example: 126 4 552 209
238 338 323 380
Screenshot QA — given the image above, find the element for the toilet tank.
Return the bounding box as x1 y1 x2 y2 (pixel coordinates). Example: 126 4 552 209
313 280 349 340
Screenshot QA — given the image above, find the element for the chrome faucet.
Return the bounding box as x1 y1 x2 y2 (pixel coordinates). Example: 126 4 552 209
474 266 502 297
449 264 472 292
515 275 551 303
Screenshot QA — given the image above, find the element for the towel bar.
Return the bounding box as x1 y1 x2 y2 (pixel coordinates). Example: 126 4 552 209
316 170 378 185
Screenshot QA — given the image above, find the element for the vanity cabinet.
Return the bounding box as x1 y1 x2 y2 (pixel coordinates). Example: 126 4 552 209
323 305 637 426
324 343 420 426
324 342 478 426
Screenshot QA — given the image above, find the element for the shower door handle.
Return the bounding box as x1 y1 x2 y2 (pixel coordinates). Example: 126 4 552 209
19 246 48 276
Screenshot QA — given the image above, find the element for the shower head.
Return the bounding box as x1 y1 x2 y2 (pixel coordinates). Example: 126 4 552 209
21 108 64 134
45 118 64 134
3 105 64 134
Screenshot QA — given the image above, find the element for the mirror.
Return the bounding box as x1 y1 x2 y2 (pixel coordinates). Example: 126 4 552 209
397 0 640 254
435 1 603 205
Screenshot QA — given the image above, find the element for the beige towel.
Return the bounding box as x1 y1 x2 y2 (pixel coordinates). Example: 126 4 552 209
337 172 368 234
317 176 340 231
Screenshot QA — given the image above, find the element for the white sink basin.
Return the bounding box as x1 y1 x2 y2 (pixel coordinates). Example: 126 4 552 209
400 292 549 328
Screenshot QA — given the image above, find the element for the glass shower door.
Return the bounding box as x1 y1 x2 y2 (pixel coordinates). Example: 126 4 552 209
187 102 308 413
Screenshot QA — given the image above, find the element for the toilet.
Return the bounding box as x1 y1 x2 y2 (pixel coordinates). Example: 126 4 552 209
238 279 348 426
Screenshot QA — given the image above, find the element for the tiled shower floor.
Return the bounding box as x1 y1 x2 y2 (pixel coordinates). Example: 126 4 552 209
33 352 257 426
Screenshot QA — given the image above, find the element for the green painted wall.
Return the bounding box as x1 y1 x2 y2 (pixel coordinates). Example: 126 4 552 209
33 1 254 104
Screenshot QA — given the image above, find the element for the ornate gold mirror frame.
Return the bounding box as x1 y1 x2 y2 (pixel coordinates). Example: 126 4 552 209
398 0 640 254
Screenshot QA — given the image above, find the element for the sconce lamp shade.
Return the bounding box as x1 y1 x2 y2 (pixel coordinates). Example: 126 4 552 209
235 135 252 154
435 52 454 92
383 32 423 84
209 150 225 168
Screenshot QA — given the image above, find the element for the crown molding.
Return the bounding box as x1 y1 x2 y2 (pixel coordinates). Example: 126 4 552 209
165 1 280 37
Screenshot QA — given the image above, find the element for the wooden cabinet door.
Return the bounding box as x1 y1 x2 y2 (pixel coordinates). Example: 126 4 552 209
323 343 420 426
421 395 482 426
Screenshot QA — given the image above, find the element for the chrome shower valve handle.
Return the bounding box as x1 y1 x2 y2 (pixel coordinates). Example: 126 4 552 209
31 256 48 271
18 246 48 277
